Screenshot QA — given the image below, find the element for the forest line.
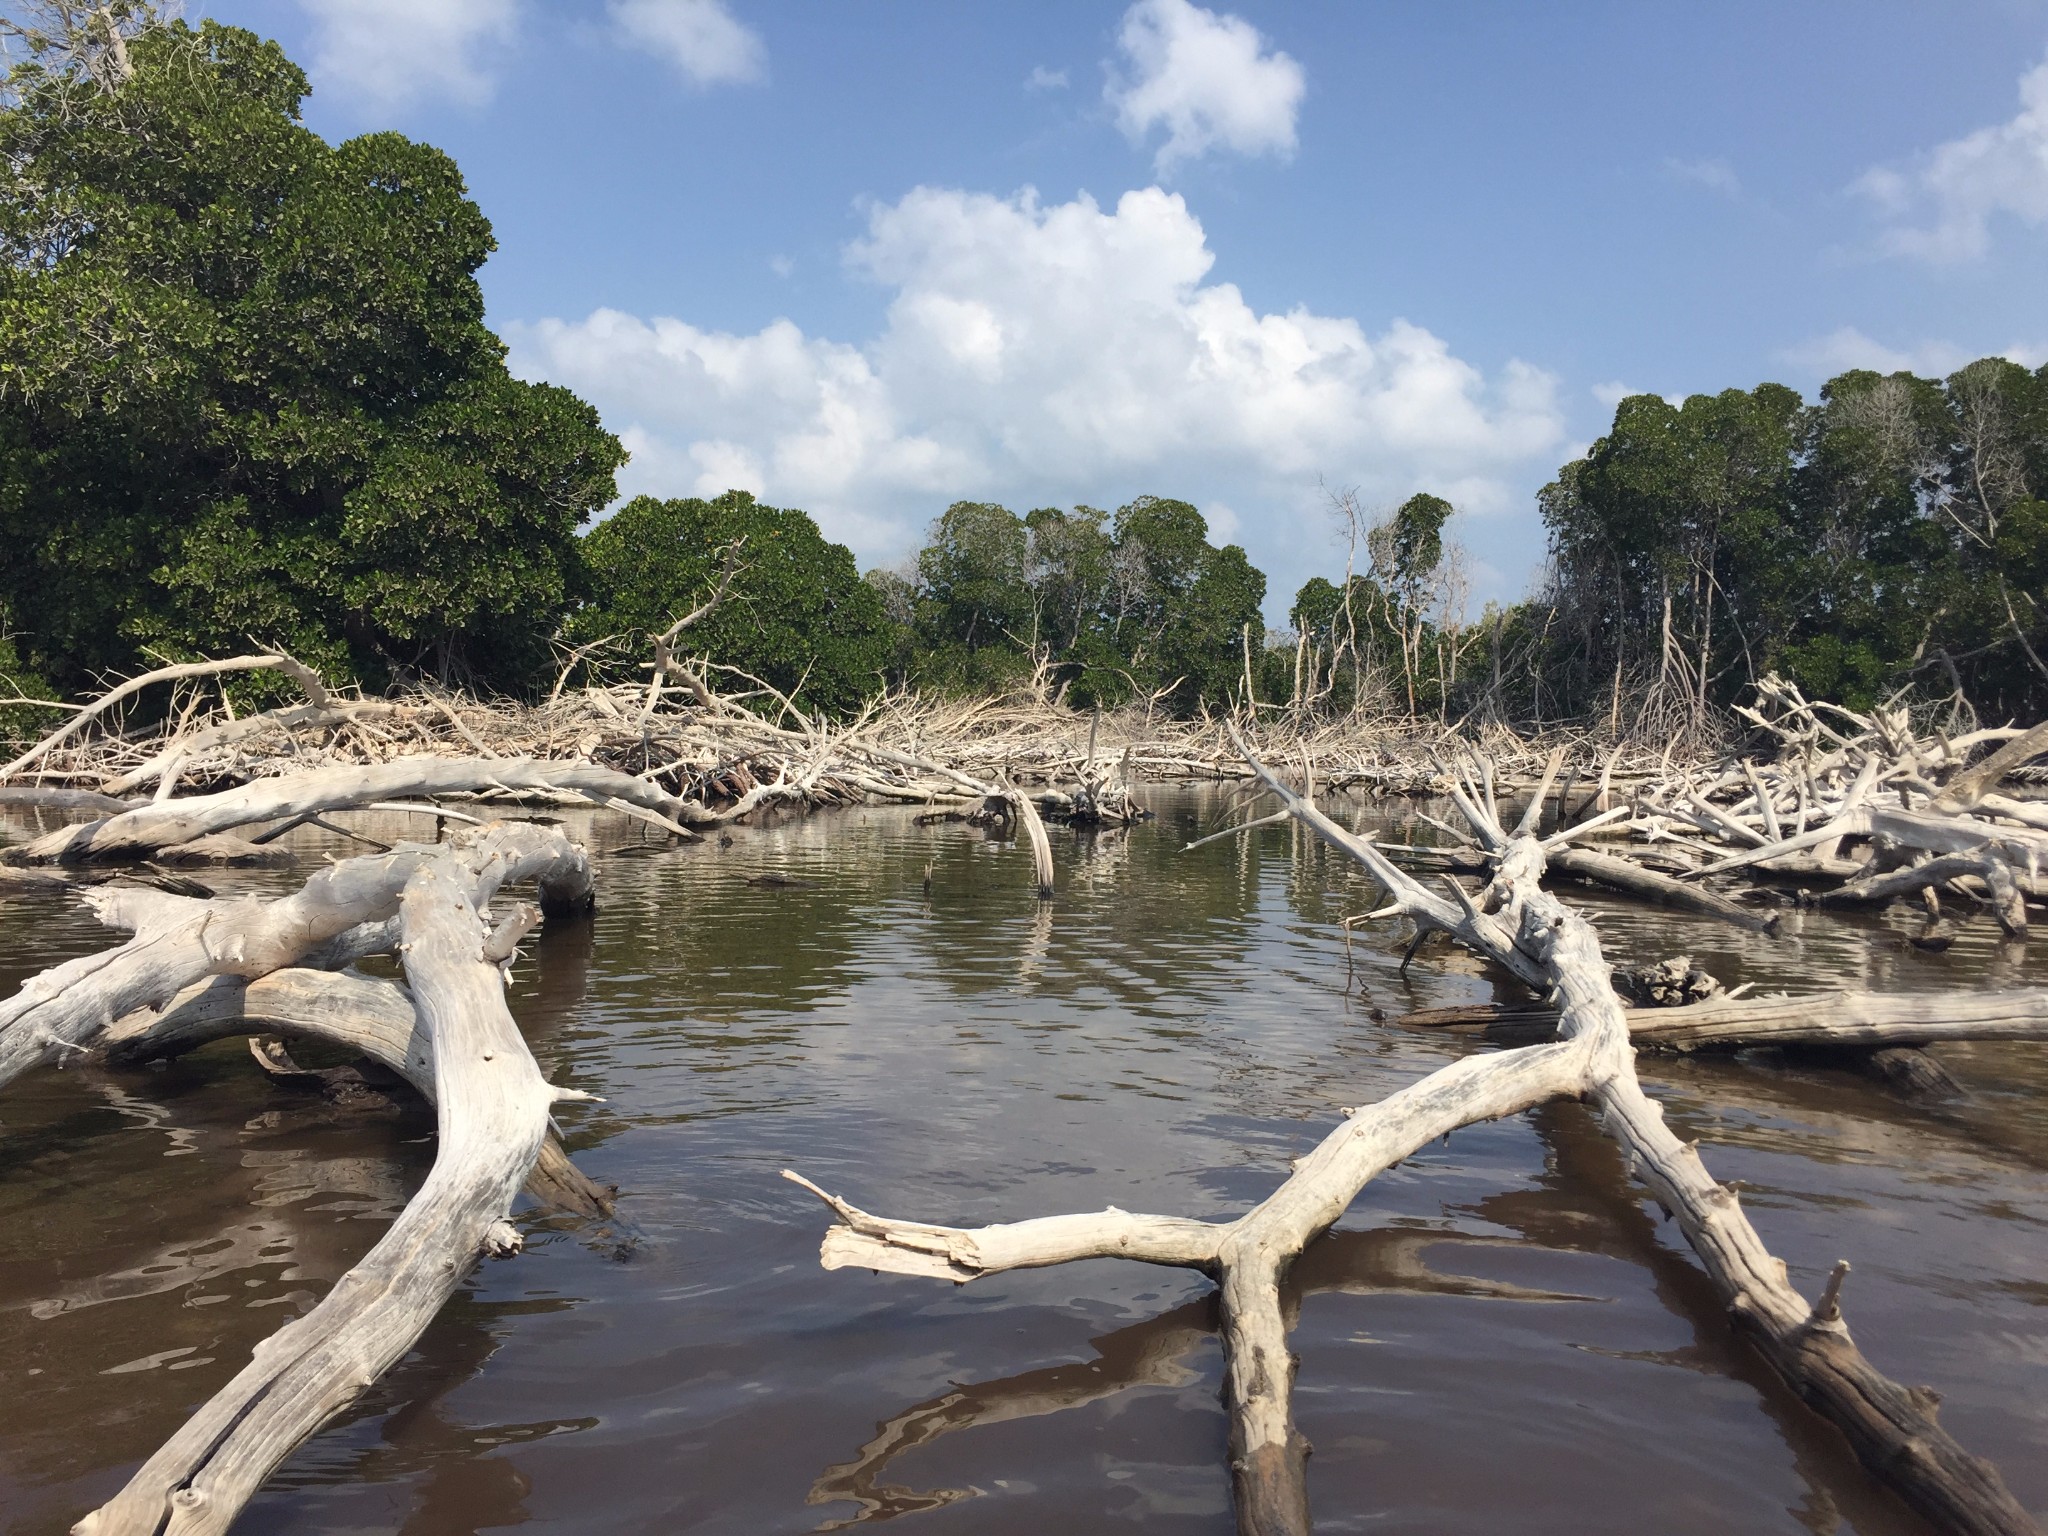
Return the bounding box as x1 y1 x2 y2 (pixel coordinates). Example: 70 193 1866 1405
3 9 2046 740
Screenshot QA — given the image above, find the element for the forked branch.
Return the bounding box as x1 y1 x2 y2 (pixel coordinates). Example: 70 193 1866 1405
789 727 2039 1536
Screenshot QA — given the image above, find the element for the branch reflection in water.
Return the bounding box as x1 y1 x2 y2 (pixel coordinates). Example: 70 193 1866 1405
807 1225 1601 1527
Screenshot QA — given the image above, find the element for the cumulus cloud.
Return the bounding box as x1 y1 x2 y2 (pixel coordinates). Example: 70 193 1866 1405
1106 0 1305 173
609 0 765 87
296 0 522 110
1778 327 2047 379
1854 49 2048 261
507 185 1565 598
1026 65 1069 92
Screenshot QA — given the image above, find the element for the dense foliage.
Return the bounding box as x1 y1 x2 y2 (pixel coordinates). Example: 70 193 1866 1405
575 491 889 716
1530 361 2048 729
0 10 623 692
874 495 1267 711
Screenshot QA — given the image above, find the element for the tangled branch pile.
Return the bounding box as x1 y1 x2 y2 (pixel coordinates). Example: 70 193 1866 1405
5 652 2048 1534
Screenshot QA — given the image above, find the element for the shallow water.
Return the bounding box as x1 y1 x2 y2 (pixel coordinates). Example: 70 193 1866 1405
1 789 2044 1534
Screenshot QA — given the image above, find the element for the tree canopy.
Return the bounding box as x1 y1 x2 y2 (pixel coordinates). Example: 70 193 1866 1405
0 10 623 692
575 491 890 716
884 494 1265 710
1533 363 2048 727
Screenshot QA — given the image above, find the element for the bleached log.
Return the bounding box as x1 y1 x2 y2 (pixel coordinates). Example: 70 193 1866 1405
1931 719 2048 811
99 968 612 1218
0 822 589 1091
1398 986 2048 1052
1546 844 1776 933
1691 800 2048 885
0 653 329 783
76 828 594 1536
807 1228 1593 1525
11 755 716 862
100 697 409 797
1819 850 2028 936
1002 785 1056 899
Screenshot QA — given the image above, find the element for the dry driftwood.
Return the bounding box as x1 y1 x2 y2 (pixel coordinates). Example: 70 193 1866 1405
8 756 715 863
1546 843 1777 933
98 966 613 1218
807 1227 1595 1526
789 735 2039 1536
1397 987 2048 1051
0 820 600 1536
0 652 330 784
77 835 588 1535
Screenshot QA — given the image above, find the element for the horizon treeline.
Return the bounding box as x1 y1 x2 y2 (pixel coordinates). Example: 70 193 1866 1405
4 11 2046 733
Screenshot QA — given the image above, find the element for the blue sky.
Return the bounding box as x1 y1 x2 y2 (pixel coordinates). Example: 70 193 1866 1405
205 0 2048 619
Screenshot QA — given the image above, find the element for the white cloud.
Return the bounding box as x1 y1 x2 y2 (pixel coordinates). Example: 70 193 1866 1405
507 184 1565 596
1026 65 1069 92
1590 381 1686 411
1777 326 2047 379
609 0 765 87
1663 156 1740 198
296 0 521 110
1106 0 1305 173
1854 49 2048 262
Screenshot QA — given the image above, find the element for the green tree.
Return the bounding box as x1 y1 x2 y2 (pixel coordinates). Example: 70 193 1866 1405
0 8 622 691
1542 385 1799 729
1152 539 1266 713
913 500 1033 690
578 491 888 716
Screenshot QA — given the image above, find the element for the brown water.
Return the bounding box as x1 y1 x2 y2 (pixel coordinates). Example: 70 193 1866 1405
1 790 2045 1535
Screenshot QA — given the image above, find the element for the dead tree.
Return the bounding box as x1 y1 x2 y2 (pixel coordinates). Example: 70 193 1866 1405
0 819 605 1536
789 737 2039 1536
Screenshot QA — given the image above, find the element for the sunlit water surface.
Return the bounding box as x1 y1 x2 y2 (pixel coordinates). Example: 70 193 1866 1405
1 789 2044 1534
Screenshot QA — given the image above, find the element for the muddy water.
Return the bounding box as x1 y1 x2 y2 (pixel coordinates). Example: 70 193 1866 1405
1 789 2044 1535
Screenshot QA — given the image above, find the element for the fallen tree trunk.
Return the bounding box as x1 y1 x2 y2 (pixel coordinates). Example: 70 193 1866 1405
9 755 712 863
1817 850 2029 935
790 737 2040 1536
98 967 613 1218
0 822 590 1087
1547 844 1777 933
0 652 330 784
68 826 596 1535
1400 987 2048 1052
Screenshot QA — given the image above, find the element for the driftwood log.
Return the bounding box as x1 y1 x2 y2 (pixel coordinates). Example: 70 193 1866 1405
0 817 605 1536
789 736 2040 1536
1399 986 2048 1051
97 967 614 1218
7 755 718 862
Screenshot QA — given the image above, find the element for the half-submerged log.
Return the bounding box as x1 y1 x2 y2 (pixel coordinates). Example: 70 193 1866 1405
789 732 2040 1536
99 967 614 1218
0 820 601 1536
1400 986 2048 1052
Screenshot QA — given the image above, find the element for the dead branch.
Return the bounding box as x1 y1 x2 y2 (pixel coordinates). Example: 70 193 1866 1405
56 822 596 1535
786 728 2039 1536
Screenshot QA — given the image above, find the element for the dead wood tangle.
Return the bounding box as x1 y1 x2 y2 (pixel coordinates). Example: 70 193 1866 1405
2 654 2046 1534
